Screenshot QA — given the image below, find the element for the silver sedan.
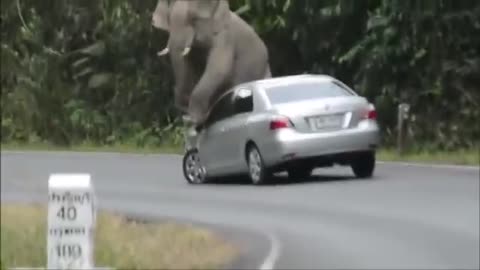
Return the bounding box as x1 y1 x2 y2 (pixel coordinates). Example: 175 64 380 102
182 74 380 185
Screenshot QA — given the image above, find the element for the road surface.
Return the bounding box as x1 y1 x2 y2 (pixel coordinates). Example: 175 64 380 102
1 151 479 269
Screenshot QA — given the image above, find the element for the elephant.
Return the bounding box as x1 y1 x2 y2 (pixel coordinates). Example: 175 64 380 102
151 0 272 127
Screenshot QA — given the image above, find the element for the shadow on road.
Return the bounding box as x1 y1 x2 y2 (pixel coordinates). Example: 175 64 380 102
205 172 373 186
275 174 357 185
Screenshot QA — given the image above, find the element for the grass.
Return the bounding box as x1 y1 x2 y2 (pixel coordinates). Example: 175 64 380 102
0 204 237 270
1 141 183 155
1 142 478 166
377 147 479 166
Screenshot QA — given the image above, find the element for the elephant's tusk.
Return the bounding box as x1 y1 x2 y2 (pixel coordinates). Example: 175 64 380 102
182 47 191 57
157 47 169 56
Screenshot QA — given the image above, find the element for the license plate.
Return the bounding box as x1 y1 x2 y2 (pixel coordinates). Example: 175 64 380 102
309 114 344 130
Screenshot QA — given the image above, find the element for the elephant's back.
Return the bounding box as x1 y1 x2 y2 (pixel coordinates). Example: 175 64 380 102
229 12 268 52
228 12 271 84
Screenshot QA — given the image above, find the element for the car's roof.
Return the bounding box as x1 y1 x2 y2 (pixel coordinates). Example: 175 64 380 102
203 74 348 120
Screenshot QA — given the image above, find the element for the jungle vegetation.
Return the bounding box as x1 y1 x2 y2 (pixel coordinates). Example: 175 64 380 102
1 0 479 152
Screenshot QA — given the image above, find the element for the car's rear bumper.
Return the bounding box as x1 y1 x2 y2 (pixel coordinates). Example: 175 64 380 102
259 120 380 167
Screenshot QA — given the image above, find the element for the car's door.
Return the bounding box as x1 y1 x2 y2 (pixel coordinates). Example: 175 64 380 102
198 91 235 174
219 87 254 173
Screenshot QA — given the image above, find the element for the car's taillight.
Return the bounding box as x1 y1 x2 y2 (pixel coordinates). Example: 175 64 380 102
270 116 292 130
363 104 377 120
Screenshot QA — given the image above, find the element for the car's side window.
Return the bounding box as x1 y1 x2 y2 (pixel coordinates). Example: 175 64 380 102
233 88 253 115
205 91 234 125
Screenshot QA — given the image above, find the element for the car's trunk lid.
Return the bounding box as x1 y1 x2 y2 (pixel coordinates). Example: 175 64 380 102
270 96 370 133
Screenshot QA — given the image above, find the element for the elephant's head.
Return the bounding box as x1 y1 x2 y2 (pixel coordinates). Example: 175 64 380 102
152 0 231 57
151 0 270 127
151 0 234 115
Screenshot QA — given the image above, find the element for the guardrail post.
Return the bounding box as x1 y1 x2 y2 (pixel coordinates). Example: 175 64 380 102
397 103 410 155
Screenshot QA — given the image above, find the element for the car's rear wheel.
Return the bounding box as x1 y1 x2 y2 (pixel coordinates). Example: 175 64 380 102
350 151 375 178
246 144 271 185
183 149 208 184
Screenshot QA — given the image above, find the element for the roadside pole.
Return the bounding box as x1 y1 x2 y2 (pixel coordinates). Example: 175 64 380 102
397 103 411 155
47 173 104 270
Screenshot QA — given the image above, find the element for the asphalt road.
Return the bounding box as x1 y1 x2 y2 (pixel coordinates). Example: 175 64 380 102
1 151 479 269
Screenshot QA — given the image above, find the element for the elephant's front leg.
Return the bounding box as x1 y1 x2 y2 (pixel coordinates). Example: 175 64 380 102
188 37 234 126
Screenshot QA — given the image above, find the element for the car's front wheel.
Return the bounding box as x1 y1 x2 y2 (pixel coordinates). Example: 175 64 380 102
350 151 376 178
183 149 208 184
246 144 271 185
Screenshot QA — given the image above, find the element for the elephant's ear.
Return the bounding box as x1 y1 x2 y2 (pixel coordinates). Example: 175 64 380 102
152 0 171 31
191 0 231 28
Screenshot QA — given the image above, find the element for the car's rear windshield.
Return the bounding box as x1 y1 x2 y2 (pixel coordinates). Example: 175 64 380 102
264 80 354 105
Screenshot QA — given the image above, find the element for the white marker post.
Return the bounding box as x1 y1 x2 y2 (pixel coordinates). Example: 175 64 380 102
47 173 96 270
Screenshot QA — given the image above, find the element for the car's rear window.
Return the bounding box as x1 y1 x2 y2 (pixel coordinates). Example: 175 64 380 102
264 80 354 105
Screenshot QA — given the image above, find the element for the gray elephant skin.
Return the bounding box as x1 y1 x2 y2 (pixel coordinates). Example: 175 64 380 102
152 0 272 126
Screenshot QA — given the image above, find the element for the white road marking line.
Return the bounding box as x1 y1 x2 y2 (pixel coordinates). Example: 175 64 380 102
259 231 282 270
377 161 479 171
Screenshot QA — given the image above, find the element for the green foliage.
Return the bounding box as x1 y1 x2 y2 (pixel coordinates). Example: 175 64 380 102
1 0 479 150
337 0 480 150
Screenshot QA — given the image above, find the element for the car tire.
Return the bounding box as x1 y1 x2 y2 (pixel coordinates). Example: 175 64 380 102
351 151 375 178
246 144 272 185
182 149 209 184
